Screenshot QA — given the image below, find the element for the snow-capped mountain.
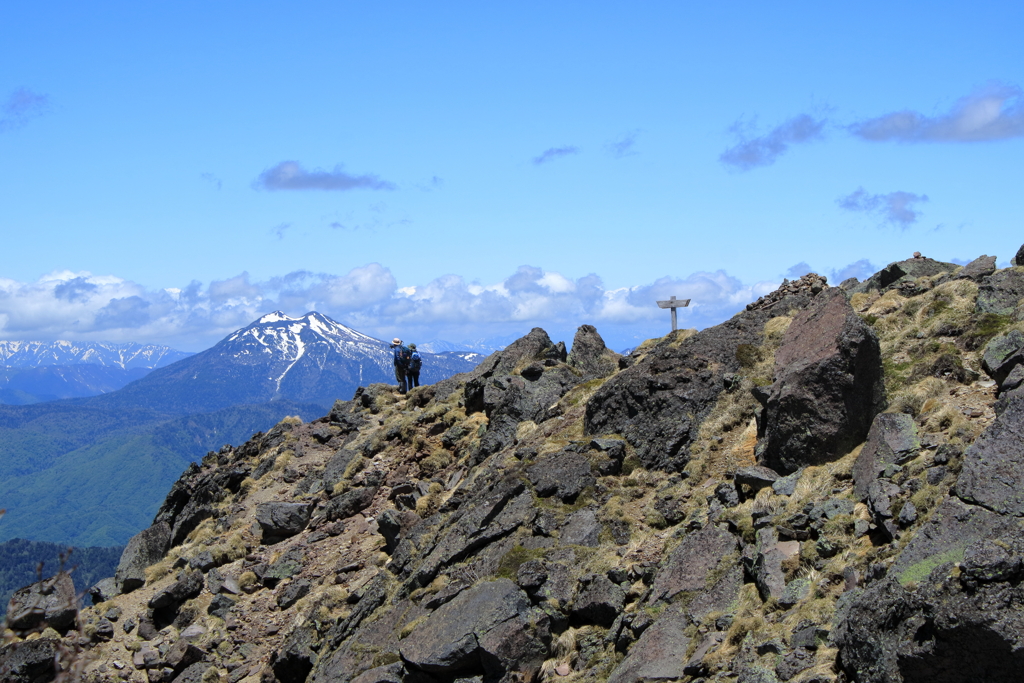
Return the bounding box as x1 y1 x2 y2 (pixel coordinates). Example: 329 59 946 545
102 311 484 413
0 340 191 369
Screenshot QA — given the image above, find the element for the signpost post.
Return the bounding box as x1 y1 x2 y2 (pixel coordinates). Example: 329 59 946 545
657 295 690 332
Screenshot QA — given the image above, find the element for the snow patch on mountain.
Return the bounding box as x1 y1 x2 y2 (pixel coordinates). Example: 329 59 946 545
0 340 192 370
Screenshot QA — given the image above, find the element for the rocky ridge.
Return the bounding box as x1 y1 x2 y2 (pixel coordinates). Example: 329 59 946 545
6 255 1024 683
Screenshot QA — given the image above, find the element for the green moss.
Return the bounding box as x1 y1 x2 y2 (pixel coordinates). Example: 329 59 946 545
898 547 965 586
496 545 546 579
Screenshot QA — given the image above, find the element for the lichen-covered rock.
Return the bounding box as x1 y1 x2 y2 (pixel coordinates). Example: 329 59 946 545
977 267 1024 316
981 330 1024 385
760 288 884 473
853 413 920 500
114 520 171 594
956 391 1024 516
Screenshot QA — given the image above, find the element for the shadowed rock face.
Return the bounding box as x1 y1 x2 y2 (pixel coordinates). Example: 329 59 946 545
567 324 620 379
759 288 884 473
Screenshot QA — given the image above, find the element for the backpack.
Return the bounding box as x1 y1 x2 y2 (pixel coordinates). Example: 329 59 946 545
409 351 422 371
394 344 412 368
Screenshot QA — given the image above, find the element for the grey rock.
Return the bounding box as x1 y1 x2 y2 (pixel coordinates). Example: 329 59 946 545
1014 244 1024 267
171 662 212 683
977 268 1024 316
89 577 118 605
115 521 172 594
256 501 313 543
188 551 215 572
851 256 959 295
350 663 408 683
560 509 601 547
961 540 1022 583
606 608 690 683
776 647 815 681
981 330 1024 385
148 570 203 626
571 573 625 627
207 594 236 619
566 324 621 379
735 465 780 495
779 578 811 608
956 391 1024 516
716 481 741 507
0 638 59 683
684 632 726 676
649 524 738 603
809 498 855 522
955 255 997 281
528 450 595 503
898 500 918 527
5 572 77 634
399 579 549 680
790 622 829 649
760 289 885 473
276 579 311 610
772 469 803 496
1001 364 1024 393
322 485 377 522
853 412 921 501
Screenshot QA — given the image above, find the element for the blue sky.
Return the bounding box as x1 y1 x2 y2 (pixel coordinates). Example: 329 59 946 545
2 2 1023 352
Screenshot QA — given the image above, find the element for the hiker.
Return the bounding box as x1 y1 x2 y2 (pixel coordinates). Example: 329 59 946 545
391 337 411 394
407 343 422 388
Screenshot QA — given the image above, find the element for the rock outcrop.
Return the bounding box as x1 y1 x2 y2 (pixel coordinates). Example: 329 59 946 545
759 287 885 472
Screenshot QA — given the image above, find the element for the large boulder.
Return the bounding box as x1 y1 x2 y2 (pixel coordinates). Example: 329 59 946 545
759 288 884 473
399 579 550 680
5 572 77 634
585 287 816 472
0 638 59 683
527 449 595 503
956 391 1024 516
256 502 313 543
114 521 172 594
566 324 620 379
977 268 1024 316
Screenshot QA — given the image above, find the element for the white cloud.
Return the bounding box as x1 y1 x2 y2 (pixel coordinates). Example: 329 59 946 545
720 114 827 171
0 265 791 352
837 187 929 228
254 161 396 191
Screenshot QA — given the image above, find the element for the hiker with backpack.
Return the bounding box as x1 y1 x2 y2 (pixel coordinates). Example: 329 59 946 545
407 343 422 388
391 337 412 394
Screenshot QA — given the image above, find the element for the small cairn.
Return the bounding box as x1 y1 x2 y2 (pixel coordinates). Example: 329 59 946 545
746 272 829 312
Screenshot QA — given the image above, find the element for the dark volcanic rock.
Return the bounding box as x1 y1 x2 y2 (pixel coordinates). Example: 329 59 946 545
115 521 172 594
256 501 313 543
399 579 549 680
977 268 1024 316
956 391 1024 516
760 288 884 473
528 450 595 503
560 509 601 547
0 638 59 683
853 413 920 501
5 572 77 634
566 324 620 379
322 484 377 522
649 524 738 603
585 289 814 472
571 573 625 626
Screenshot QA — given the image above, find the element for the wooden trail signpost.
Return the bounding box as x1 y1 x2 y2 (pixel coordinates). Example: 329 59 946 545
657 295 690 331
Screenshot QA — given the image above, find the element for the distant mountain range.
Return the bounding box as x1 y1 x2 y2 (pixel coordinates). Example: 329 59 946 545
0 341 192 405
0 312 484 547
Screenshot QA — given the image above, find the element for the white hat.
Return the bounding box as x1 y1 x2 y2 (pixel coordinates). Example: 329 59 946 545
392 337 402 345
